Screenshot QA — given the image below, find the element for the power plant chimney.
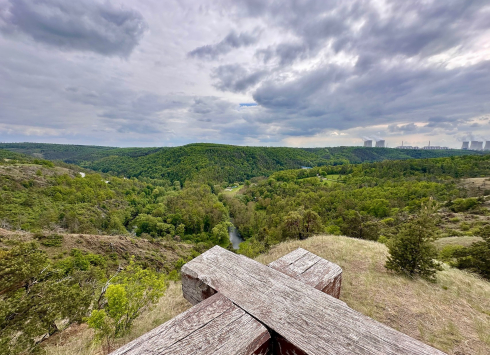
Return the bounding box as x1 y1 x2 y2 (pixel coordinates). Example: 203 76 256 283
364 140 373 147
484 141 490 151
470 141 483 150
461 141 469 150
375 140 385 148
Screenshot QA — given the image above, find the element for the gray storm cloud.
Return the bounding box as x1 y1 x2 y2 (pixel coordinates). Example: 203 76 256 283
188 30 261 60
212 64 267 93
1 0 148 56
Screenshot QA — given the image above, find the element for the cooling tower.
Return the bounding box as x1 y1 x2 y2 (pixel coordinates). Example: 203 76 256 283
375 140 385 148
461 141 469 150
470 141 483 150
484 141 490 151
364 140 373 147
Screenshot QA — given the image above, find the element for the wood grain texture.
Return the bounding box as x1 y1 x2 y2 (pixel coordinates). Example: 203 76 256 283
182 246 447 355
268 248 342 299
109 293 270 355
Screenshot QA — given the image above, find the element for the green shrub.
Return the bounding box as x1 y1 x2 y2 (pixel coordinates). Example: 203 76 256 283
381 218 395 226
438 245 465 263
325 224 341 235
378 235 389 244
449 198 481 212
35 234 64 247
86 260 167 351
453 225 490 279
237 237 267 258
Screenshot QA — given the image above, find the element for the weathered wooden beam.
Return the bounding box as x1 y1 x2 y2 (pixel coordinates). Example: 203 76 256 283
182 246 447 355
267 248 342 299
109 293 270 355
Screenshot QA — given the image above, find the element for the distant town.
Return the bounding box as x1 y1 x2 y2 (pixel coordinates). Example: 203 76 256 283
362 139 490 151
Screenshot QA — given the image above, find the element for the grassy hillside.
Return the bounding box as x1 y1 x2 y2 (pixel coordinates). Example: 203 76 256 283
258 236 490 355
1 142 486 183
45 235 490 355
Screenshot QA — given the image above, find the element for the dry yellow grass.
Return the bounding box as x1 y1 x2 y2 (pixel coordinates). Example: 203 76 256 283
435 236 484 249
255 235 490 355
44 234 490 355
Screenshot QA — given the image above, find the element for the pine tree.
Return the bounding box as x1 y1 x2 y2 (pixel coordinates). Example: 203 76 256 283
385 199 442 281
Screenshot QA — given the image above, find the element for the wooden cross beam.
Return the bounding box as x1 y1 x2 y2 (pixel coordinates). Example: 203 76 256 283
182 246 447 355
108 248 342 355
110 292 270 355
267 248 342 299
110 247 446 355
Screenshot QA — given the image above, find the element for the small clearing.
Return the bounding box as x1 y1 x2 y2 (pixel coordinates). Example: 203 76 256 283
435 236 484 250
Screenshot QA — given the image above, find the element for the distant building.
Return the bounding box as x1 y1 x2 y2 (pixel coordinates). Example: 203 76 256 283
363 140 373 147
421 141 449 150
461 141 469 150
422 146 449 150
301 166 312 169
396 146 419 149
470 141 483 150
375 140 385 148
484 141 490 151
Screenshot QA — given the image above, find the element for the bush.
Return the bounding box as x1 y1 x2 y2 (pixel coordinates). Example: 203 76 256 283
237 237 267 258
448 198 481 212
438 245 465 263
378 235 389 244
325 224 341 235
453 225 490 279
86 259 167 351
38 234 63 247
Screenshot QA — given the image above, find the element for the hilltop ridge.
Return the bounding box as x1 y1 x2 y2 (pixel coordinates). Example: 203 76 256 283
1 142 486 183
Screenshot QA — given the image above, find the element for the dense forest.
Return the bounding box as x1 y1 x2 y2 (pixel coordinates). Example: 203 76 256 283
0 143 485 183
1 146 490 354
227 155 490 256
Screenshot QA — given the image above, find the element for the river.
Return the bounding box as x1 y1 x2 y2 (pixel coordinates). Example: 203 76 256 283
228 224 244 249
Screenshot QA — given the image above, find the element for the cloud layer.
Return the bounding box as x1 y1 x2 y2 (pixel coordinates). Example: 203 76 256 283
0 0 489 147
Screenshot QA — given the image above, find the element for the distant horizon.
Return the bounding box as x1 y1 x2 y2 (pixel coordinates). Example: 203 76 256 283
0 140 482 151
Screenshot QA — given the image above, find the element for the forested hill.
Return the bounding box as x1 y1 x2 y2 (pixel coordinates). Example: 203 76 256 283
0 142 486 183
0 143 161 163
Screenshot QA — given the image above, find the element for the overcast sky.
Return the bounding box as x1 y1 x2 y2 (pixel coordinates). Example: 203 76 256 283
1 0 489 148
